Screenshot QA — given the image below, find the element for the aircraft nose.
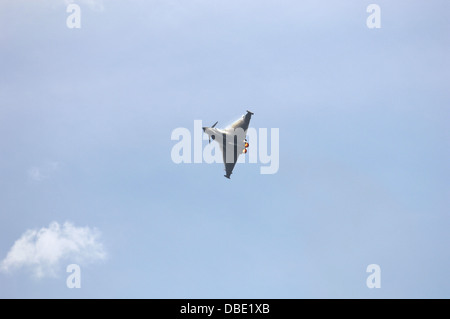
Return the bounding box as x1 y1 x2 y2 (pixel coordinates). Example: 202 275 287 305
202 127 206 132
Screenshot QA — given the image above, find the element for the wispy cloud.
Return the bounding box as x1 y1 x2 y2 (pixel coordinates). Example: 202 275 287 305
1 222 106 278
27 161 60 182
27 167 46 182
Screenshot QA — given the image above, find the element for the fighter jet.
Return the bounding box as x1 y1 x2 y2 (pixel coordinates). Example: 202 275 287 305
202 110 254 179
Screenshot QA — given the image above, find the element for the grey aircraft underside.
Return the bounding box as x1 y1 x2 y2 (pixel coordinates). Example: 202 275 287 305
202 110 254 179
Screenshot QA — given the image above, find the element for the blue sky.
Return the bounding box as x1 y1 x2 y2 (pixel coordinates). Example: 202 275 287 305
0 0 449 298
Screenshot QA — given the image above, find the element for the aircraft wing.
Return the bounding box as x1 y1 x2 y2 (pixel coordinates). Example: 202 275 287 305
222 141 245 179
206 110 253 179
224 161 237 179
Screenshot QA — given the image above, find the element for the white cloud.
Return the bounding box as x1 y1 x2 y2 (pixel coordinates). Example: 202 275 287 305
1 222 106 278
27 167 46 182
27 161 61 182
